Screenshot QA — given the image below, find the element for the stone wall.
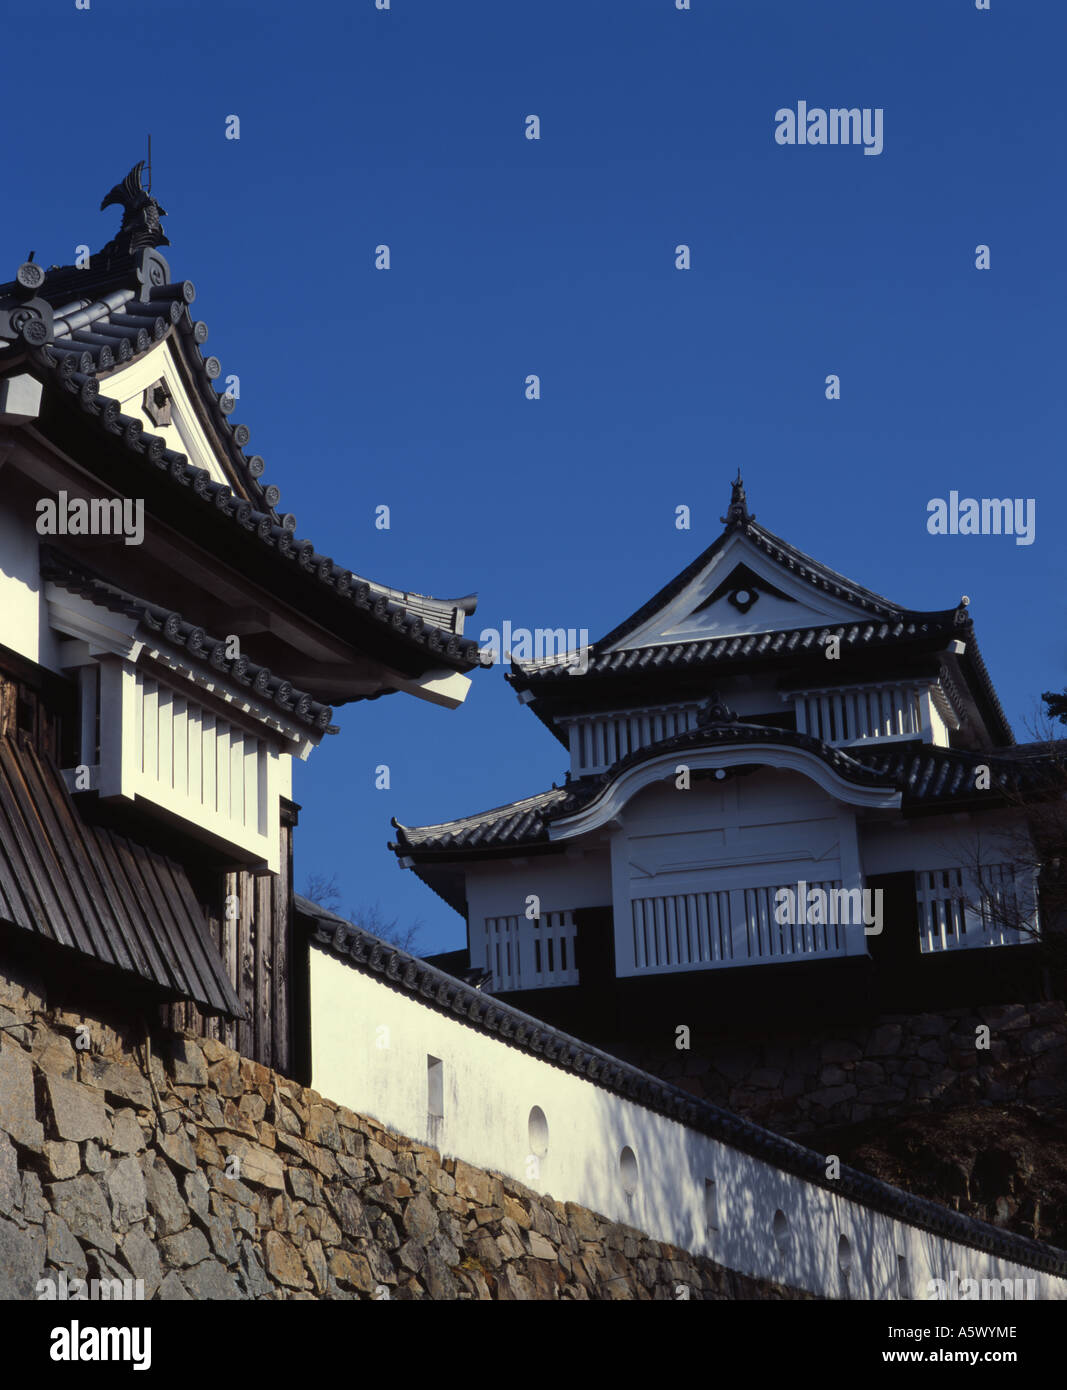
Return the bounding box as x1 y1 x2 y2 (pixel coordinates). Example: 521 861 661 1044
0 965 808 1301
641 1002 1067 1136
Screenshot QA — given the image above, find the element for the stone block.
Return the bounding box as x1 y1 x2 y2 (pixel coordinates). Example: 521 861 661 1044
44 1212 87 1277
160 1227 210 1268
306 1103 341 1150
238 1092 266 1124
158 1272 191 1299
564 1203 601 1242
48 1174 115 1255
0 1038 44 1148
526 1230 556 1261
0 1130 18 1213
159 1127 199 1173
856 1085 907 1105
402 1192 438 1244
806 1084 857 1108
144 1158 189 1236
43 1141 81 1181
0 1218 45 1299
169 1038 208 1086
181 1258 243 1299
1021 1028 1066 1057
77 1055 152 1109
232 1242 267 1299
220 1138 285 1191
453 1159 493 1207
263 1230 305 1288
121 1227 162 1300
109 1110 145 1156
21 1171 46 1223
305 1239 328 1293
327 1187 373 1241
424 1250 458 1299
503 1196 531 1229
83 1140 108 1173
978 1004 1030 1030
865 1024 903 1057
107 1156 147 1227
33 1035 78 1080
329 1248 376 1293
287 1167 319 1204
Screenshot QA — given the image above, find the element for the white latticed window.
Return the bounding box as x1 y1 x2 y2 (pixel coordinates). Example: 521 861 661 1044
70 659 285 873
630 881 848 972
482 911 578 990
632 890 733 969
916 865 1036 952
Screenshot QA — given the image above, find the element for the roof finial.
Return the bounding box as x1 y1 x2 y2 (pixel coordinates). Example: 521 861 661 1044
720 469 754 527
98 161 169 258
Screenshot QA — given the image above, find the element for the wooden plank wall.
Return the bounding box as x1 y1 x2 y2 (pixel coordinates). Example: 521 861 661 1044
161 805 297 1073
0 673 66 764
0 667 299 1075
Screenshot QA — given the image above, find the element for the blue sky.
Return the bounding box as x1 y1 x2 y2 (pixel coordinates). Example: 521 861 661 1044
3 0 1064 953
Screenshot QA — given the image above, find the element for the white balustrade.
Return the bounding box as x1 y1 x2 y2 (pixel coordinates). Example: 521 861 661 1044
916 865 1036 952
482 910 579 990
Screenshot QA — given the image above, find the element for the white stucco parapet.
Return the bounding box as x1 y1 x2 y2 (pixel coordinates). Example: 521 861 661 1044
305 904 1067 1301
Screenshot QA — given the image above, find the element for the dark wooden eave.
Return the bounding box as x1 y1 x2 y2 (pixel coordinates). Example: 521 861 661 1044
22 366 485 683
0 180 489 685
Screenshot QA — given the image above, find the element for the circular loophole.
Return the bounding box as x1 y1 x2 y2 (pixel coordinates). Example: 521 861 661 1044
837 1234 852 1272
527 1106 549 1158
773 1209 791 1252
619 1146 639 1195
735 589 751 605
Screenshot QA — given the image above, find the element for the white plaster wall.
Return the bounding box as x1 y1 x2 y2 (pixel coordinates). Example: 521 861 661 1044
310 950 1066 1300
97 341 229 487
617 771 844 884
860 813 1027 877
0 476 64 671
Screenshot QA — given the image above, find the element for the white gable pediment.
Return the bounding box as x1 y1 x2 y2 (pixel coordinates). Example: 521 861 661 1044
96 340 232 489
604 532 871 651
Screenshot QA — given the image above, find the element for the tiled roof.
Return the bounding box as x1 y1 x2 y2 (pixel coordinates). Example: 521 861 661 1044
298 895 1067 1278
391 787 570 853
392 727 1066 857
41 550 337 734
593 514 920 659
0 168 489 677
509 613 963 685
0 734 242 1018
391 723 889 856
848 742 1064 806
506 479 1013 746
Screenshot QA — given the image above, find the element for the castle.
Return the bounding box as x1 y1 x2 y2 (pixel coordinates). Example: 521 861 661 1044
0 166 1063 1302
